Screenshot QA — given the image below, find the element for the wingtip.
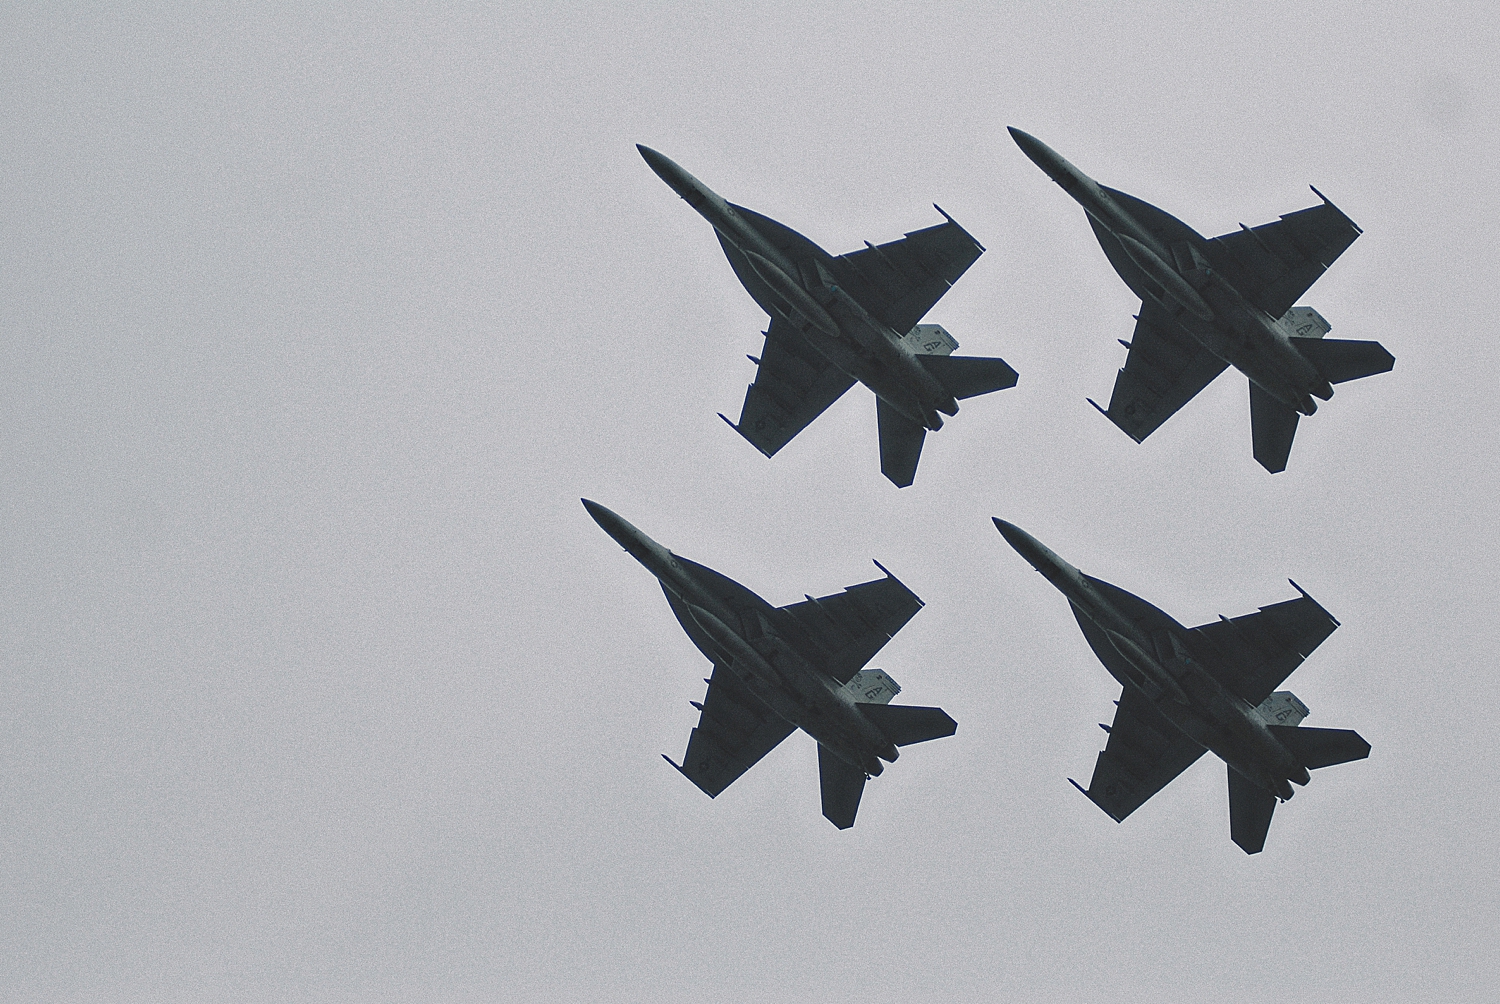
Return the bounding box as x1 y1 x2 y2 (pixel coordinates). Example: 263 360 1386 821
1288 578 1339 626
1086 397 1109 417
720 411 777 457
872 560 922 605
932 203 983 251
1068 777 1089 797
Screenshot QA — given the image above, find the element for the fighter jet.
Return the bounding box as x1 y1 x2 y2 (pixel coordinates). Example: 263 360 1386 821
994 519 1370 854
584 499 956 828
1009 127 1393 473
638 145 1017 487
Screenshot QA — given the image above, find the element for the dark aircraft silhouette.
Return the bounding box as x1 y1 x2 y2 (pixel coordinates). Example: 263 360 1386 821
585 499 956 828
995 519 1369 853
1010 127 1393 473
639 145 1016 486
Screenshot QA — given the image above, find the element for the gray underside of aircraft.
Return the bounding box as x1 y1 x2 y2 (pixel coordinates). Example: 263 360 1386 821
993 518 1370 854
584 499 956 830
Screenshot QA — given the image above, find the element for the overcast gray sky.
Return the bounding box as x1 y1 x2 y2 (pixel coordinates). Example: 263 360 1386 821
2 3 1497 1001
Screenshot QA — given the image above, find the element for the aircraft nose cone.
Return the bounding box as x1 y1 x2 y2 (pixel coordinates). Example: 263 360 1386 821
992 517 1034 556
582 498 630 543
993 517 1073 582
581 497 610 526
636 143 667 173
637 144 691 192
1008 127 1055 170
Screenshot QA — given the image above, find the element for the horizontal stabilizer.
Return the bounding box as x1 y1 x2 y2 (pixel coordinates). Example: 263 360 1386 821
916 353 1019 400
1228 765 1278 855
818 742 867 830
1290 337 1395 385
857 703 957 746
1249 381 1299 474
877 397 926 488
1268 725 1371 769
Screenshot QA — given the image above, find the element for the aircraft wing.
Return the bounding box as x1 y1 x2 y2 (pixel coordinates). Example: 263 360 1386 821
1075 687 1208 822
778 571 924 685
1099 300 1229 442
831 215 985 335
732 319 856 456
1188 590 1340 707
671 661 797 798
1205 199 1362 320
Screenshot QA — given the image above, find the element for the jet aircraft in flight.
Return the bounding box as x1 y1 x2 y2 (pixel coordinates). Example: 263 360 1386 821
639 145 1017 487
584 499 957 828
1009 127 1393 473
994 518 1369 853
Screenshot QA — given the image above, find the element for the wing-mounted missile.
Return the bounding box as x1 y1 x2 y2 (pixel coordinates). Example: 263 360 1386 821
742 250 840 337
684 602 790 695
1116 234 1215 322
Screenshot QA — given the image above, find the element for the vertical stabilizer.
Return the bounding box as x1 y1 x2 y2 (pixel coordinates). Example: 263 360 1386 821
1255 691 1310 727
842 668 901 704
818 743 867 830
898 323 958 356
1277 306 1331 340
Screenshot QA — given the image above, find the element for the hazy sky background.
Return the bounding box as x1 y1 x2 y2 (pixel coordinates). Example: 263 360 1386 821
2 3 1497 1001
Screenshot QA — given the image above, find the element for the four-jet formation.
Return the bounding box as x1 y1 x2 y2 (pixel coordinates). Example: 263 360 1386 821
1009 127 1394 473
584 499 957 828
994 519 1370 854
638 144 1018 487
